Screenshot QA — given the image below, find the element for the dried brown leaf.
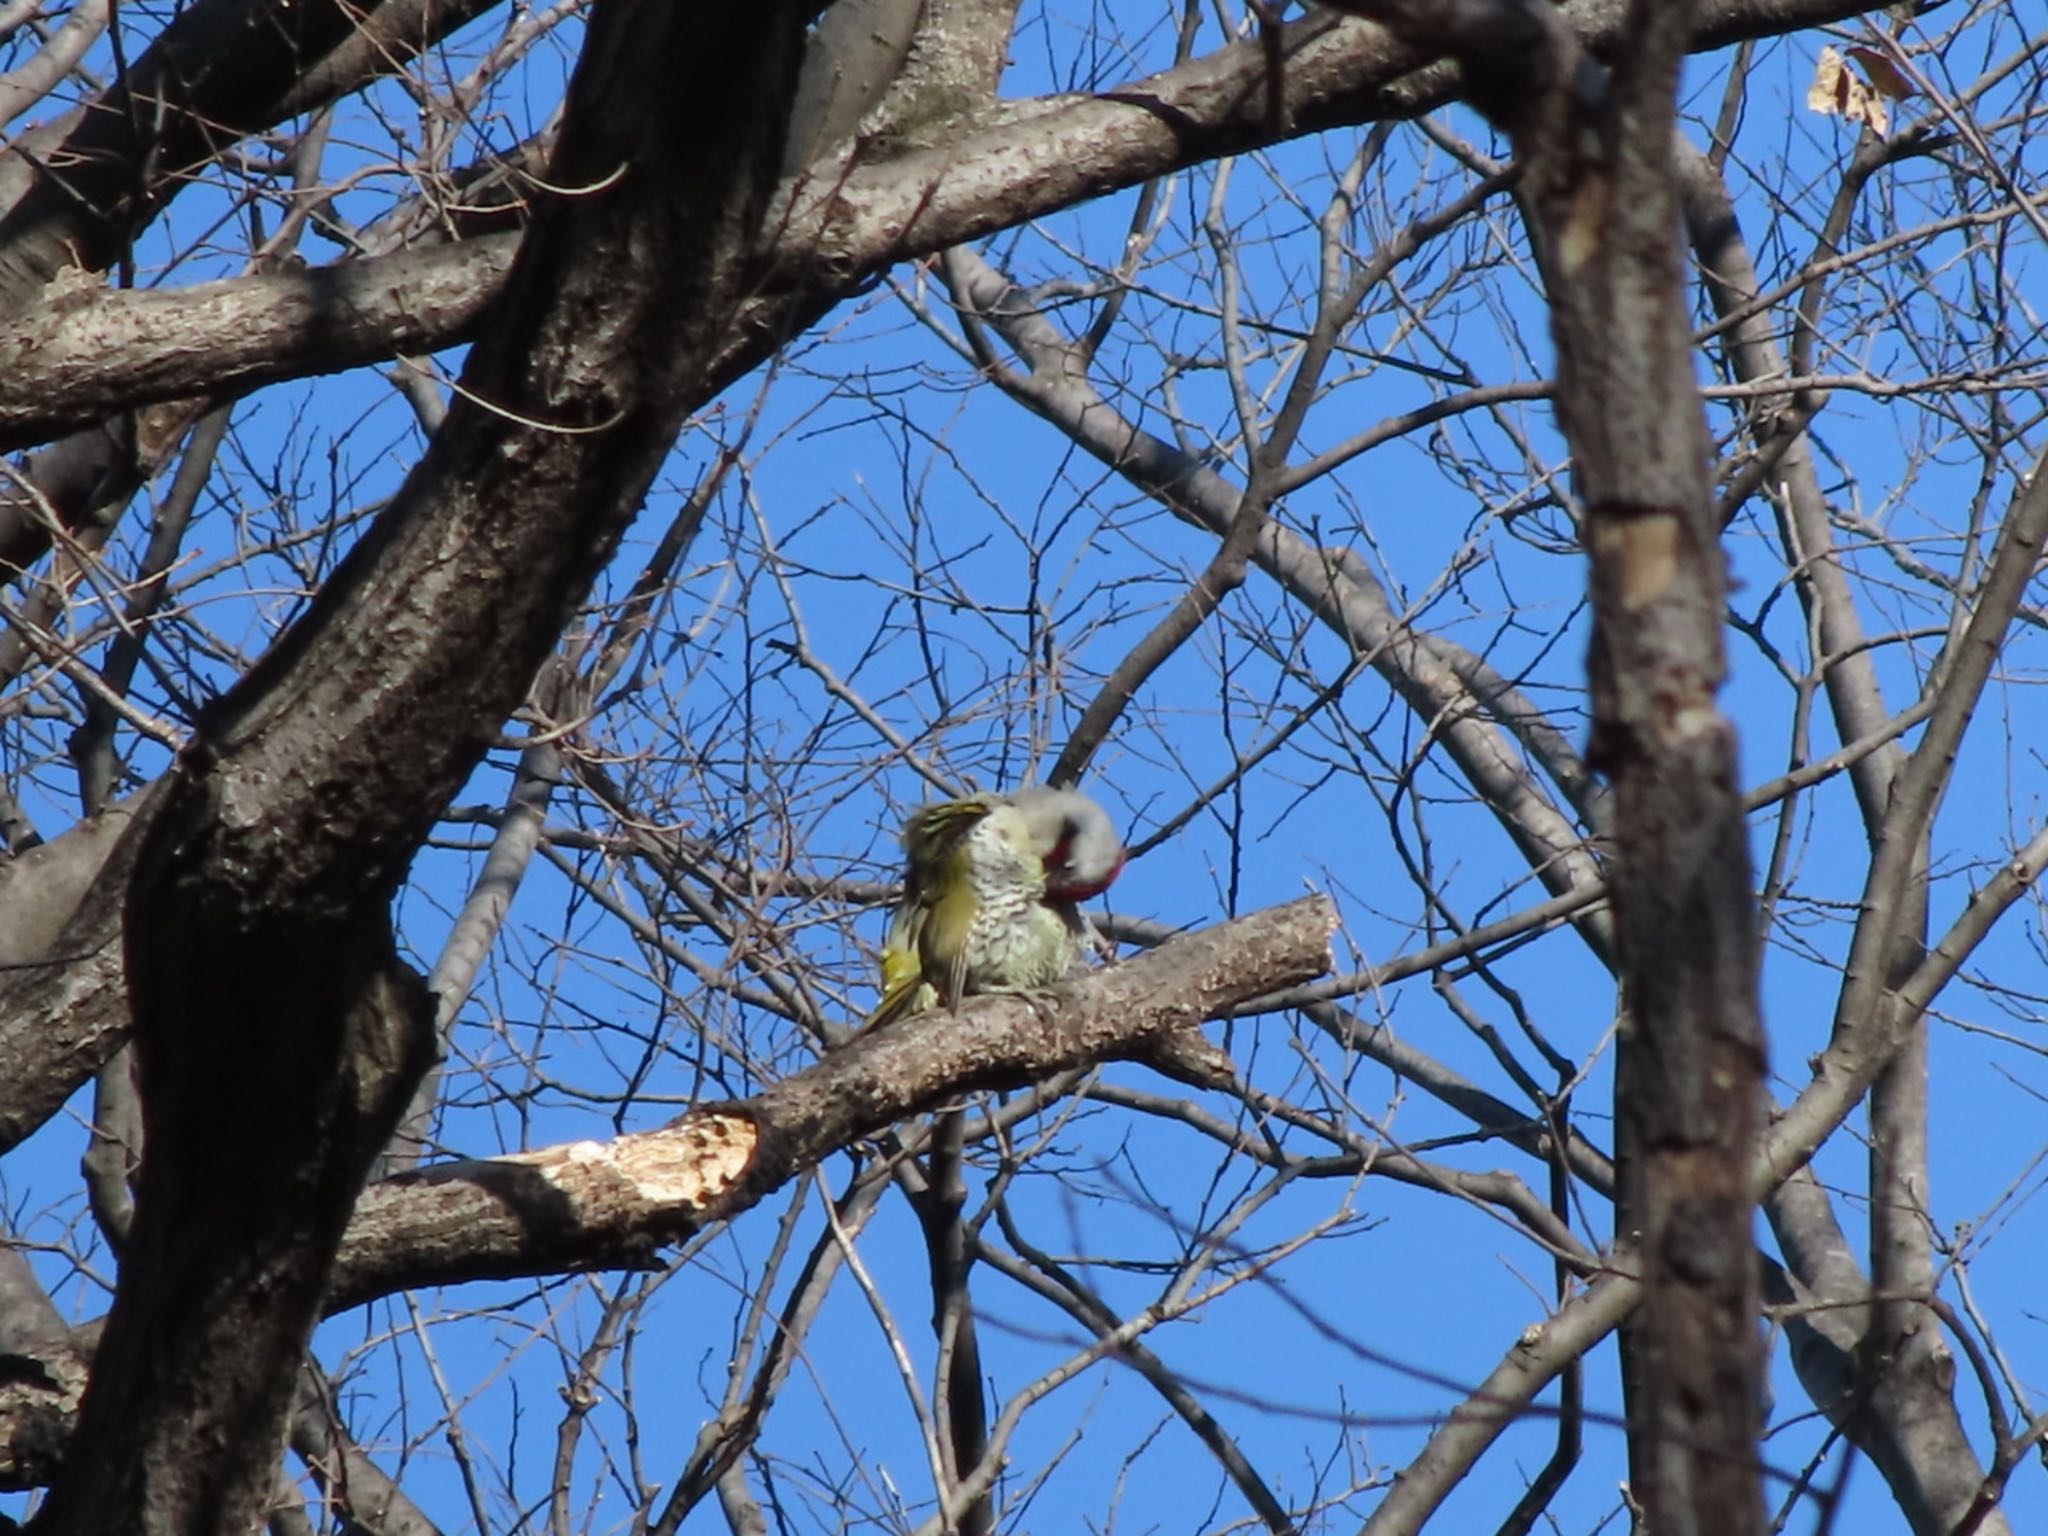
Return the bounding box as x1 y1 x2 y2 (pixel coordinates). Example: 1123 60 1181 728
1807 45 1891 136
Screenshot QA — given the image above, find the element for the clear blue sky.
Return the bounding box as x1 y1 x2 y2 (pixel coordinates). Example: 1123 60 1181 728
7 6 2047 1532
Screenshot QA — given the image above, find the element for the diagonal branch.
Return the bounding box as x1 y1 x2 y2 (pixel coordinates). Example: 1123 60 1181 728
33 6 814 1534
0 0 1890 463
1766 446 2048 1189
325 896 1334 1309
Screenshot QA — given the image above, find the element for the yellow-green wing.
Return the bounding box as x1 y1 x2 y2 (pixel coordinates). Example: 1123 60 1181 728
865 795 1002 1027
900 796 1000 877
867 913 930 1028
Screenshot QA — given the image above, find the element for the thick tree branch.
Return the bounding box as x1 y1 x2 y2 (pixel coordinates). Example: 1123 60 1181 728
1334 0 1768 1529
1765 1170 2015 1536
0 0 1884 459
1765 448 2048 1188
0 240 512 453
0 788 160 1154
0 0 507 578
0 1249 86 1492
31 4 812 1533
0 0 503 309
325 897 1333 1310
1674 134 2006 1533
1361 1263 1641 1536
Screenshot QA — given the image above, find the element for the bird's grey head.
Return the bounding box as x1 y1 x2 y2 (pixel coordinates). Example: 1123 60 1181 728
1008 786 1126 901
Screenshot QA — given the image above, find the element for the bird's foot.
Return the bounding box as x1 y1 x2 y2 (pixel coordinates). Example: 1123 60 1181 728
1015 986 1066 1026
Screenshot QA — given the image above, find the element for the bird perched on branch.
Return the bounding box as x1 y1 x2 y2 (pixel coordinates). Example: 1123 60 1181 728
866 785 1125 1029
866 786 1124 1536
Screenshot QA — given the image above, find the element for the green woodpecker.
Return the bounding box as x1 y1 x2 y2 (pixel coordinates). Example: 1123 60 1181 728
867 786 1125 1029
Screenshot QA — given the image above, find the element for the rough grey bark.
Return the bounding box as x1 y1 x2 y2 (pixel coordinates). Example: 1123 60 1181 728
28 4 811 1532
1332 0 1766 1529
0 0 503 577
331 897 1332 1307
0 786 161 1153
0 0 1884 584
0 0 2033 1530
1679 137 2010 1536
1 897 1332 1485
0 240 513 454
0 1249 86 1492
